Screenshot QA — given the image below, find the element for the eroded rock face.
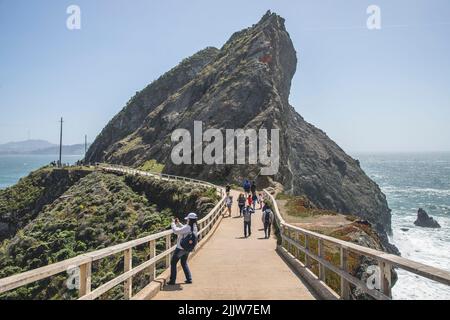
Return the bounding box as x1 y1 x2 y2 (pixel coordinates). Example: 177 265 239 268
86 11 394 247
414 208 441 228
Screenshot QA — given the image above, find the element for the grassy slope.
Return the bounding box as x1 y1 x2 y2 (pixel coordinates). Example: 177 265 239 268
0 169 218 300
275 192 388 299
0 167 94 241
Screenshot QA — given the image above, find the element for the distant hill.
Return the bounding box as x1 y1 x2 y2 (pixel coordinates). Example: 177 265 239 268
0 140 88 155
31 144 89 155
0 140 55 154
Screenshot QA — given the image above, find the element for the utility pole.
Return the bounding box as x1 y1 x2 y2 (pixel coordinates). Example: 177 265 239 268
85 134 87 160
59 117 63 167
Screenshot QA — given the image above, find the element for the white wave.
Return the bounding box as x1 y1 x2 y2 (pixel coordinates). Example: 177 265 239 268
383 186 450 197
391 213 450 300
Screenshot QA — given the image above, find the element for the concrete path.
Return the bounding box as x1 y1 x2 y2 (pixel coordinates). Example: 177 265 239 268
153 190 317 300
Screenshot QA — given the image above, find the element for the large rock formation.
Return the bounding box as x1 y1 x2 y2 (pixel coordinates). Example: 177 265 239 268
86 11 394 248
414 208 441 228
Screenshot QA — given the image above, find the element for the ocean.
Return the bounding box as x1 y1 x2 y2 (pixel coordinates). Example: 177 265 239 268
354 152 450 300
0 154 83 189
0 153 449 299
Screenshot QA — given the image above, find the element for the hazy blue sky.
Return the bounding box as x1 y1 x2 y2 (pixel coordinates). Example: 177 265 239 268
0 0 449 152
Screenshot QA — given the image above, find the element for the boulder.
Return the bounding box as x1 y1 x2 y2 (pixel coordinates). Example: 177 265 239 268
414 208 441 228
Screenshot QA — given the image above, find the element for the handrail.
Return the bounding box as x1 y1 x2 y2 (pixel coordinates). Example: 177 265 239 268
0 165 226 300
264 188 450 300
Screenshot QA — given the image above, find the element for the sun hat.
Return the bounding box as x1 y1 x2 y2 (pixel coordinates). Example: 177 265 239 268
185 212 198 220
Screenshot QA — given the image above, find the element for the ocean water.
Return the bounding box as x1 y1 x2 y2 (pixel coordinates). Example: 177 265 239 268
0 154 83 189
354 152 450 300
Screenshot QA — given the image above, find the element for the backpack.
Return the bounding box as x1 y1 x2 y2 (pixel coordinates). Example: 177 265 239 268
180 225 198 252
264 209 272 224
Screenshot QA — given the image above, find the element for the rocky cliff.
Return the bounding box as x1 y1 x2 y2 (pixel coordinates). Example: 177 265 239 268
86 11 394 249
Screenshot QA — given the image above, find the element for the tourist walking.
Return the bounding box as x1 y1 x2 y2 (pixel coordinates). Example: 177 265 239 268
167 213 199 285
225 184 231 196
237 194 246 217
225 195 233 217
258 193 264 209
261 207 274 239
243 179 251 196
247 194 253 207
252 192 258 210
243 206 255 238
251 181 257 195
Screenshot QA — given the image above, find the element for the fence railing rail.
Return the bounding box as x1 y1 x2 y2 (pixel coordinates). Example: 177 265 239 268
0 165 226 300
263 188 450 300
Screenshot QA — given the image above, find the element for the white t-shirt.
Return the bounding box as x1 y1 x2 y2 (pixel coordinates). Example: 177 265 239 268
171 222 199 249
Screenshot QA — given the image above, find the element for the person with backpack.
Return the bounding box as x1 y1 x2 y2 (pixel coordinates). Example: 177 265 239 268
258 193 264 209
237 194 246 217
167 213 198 285
243 205 255 238
225 195 233 217
261 207 274 239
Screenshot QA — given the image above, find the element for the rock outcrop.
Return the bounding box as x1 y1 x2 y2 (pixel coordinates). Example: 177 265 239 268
86 11 394 249
414 208 441 228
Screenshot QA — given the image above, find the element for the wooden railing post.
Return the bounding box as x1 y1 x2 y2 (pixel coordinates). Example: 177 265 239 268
282 226 287 249
165 234 172 268
379 261 392 298
318 239 325 281
124 248 132 299
340 247 350 300
304 234 310 268
148 240 156 282
79 261 92 298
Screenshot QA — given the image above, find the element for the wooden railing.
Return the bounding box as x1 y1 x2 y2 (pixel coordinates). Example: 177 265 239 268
0 166 226 300
263 188 450 300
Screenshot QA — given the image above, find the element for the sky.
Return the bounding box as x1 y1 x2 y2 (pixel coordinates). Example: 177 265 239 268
0 0 449 152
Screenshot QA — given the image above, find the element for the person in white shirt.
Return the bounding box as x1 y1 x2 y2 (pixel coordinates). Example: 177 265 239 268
225 195 233 217
167 213 198 285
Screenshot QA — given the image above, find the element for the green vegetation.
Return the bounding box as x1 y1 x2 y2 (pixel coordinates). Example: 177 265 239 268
0 167 92 241
276 193 337 218
274 192 385 299
138 159 165 174
0 168 219 300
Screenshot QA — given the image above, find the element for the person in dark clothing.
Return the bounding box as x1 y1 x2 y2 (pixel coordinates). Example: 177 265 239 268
243 179 251 196
261 208 274 239
250 181 257 195
225 184 231 195
243 206 255 237
237 194 246 217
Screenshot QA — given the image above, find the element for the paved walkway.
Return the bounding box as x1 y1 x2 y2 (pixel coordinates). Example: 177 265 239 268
153 190 317 300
